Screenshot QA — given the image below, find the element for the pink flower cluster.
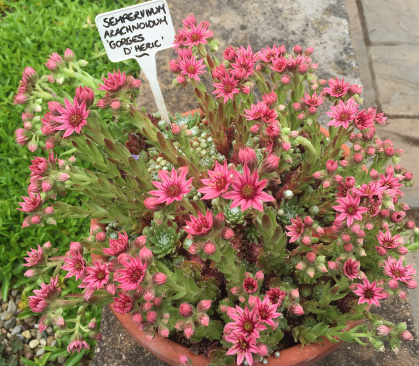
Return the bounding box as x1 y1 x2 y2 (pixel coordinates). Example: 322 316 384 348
224 294 282 365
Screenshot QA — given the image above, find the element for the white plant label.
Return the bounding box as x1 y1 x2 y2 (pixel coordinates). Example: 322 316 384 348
95 0 175 123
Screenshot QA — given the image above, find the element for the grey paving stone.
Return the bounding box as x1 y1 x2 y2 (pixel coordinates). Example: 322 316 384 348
361 0 419 44
92 297 419 366
375 119 419 208
370 45 419 116
345 0 377 107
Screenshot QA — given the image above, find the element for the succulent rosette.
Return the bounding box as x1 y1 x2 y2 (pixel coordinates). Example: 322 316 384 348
13 14 418 366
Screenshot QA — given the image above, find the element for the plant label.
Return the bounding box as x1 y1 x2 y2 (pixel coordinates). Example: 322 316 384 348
95 0 175 124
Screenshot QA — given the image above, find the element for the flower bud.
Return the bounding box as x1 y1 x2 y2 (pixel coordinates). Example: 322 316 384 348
64 48 75 62
293 45 303 54
179 303 194 318
139 246 153 262
376 325 391 336
152 272 167 285
197 300 212 312
203 240 216 255
147 311 157 324
400 330 413 341
69 241 83 253
289 303 304 316
290 289 299 301
260 155 280 173
375 246 387 256
183 323 194 339
198 313 209 326
96 232 106 242
406 279 417 289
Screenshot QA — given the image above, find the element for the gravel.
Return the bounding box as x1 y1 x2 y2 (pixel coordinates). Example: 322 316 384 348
1 289 93 366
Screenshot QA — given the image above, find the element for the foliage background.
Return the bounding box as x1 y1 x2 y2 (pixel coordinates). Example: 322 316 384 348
0 0 140 298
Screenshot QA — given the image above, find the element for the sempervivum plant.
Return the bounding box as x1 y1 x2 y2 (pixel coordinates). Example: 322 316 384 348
14 13 418 366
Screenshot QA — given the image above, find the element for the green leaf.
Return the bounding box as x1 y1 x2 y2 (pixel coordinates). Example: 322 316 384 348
19 358 38 366
16 309 35 319
65 349 86 366
1 276 9 302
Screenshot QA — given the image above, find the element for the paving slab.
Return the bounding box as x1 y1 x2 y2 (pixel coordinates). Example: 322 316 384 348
375 119 419 208
344 0 376 107
360 0 419 44
138 0 361 115
370 45 419 116
92 296 419 366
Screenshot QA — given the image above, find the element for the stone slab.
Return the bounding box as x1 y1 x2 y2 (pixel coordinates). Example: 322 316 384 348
138 0 361 115
375 119 419 208
92 296 419 366
361 0 419 44
344 0 376 107
370 45 419 116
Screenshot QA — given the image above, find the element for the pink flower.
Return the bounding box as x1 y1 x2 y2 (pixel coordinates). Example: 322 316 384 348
172 30 187 49
333 193 369 227
379 171 402 196
285 215 305 243
103 231 129 256
343 258 360 279
352 278 387 306
45 52 63 71
212 73 240 103
115 255 147 291
178 55 206 81
62 251 86 280
352 182 386 206
222 165 274 212
98 70 128 93
53 97 90 138
253 296 281 327
83 260 109 290
179 354 192 366
23 245 44 267
149 167 193 205
113 292 134 314
260 44 284 63
324 77 350 97
302 91 324 107
225 332 260 365
14 128 30 146
377 229 403 249
18 193 43 213
243 277 258 294
184 210 213 236
67 335 90 354
226 305 266 339
383 257 415 283
326 98 359 129
266 287 286 306
354 109 375 130
184 23 212 46
28 276 61 313
262 91 277 105
243 101 277 123
270 56 288 73
198 161 232 200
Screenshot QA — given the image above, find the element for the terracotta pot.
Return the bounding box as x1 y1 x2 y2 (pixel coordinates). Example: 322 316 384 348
89 114 361 365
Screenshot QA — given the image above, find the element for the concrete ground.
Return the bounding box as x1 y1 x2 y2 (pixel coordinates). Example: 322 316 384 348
345 0 419 338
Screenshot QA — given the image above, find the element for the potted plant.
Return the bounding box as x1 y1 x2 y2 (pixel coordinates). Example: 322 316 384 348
13 13 418 366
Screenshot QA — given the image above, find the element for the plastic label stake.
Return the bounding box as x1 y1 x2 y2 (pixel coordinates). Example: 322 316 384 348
95 0 175 124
